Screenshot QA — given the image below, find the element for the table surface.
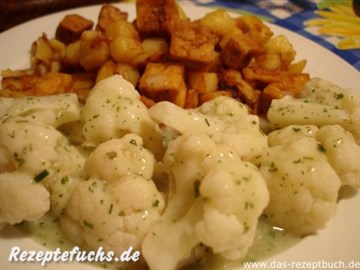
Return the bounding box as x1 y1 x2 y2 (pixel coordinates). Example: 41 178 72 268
0 0 359 71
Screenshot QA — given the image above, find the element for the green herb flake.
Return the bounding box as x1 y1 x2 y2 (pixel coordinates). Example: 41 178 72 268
34 170 49 183
61 176 69 185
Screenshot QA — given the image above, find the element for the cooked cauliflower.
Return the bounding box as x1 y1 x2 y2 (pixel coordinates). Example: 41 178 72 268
0 116 85 181
315 125 360 188
267 78 360 143
0 94 80 128
149 96 267 162
84 134 155 182
82 75 163 158
0 172 50 229
61 175 164 259
142 133 269 270
260 126 342 235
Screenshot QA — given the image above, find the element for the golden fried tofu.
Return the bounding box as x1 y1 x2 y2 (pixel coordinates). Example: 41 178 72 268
170 21 219 70
136 0 183 37
55 14 94 44
97 4 128 32
220 28 262 69
139 62 187 107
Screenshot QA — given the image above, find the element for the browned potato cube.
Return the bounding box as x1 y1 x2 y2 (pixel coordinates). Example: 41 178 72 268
97 4 128 32
199 90 232 104
79 31 109 71
220 28 262 69
218 69 257 105
235 15 273 46
139 62 186 93
55 14 94 44
139 62 187 107
187 72 218 93
136 0 183 37
170 21 219 70
184 89 199 108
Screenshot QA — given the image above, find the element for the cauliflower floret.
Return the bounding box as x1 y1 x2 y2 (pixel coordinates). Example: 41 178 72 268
0 117 85 180
82 75 163 158
84 134 155 182
260 128 341 235
0 94 80 128
315 125 360 188
142 133 269 270
61 175 164 259
267 78 360 143
0 172 50 229
149 96 267 162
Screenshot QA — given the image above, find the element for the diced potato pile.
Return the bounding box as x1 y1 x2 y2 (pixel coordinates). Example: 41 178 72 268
0 0 310 114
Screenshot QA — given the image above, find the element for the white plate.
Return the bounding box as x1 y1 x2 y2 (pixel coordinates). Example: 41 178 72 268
1 3 359 270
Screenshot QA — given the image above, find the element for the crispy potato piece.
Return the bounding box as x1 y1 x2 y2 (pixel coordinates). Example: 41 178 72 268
63 40 81 67
264 35 296 69
132 38 169 68
105 20 140 40
97 4 128 32
187 72 218 93
220 28 262 69
218 69 258 105
170 21 219 70
235 15 273 45
255 53 282 71
139 62 186 93
242 67 310 93
72 72 95 102
79 31 109 71
109 36 142 64
55 14 94 44
136 0 184 37
184 89 199 109
288 59 307 74
199 90 232 104
139 62 187 107
96 60 140 86
34 73 73 95
96 60 116 83
199 9 236 37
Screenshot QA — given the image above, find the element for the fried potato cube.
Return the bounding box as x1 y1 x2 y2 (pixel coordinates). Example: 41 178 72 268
288 59 307 74
170 21 219 70
105 20 140 40
135 38 169 66
264 35 296 69
220 28 262 69
139 62 187 107
257 83 287 115
242 67 310 93
199 9 236 37
72 72 95 102
255 53 282 71
184 89 199 109
235 15 273 45
109 36 142 64
55 14 94 44
96 60 140 86
79 31 109 71
139 62 186 93
64 40 81 67
199 90 232 104
136 0 183 37
218 69 258 105
97 4 128 32
34 73 73 95
187 72 218 93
